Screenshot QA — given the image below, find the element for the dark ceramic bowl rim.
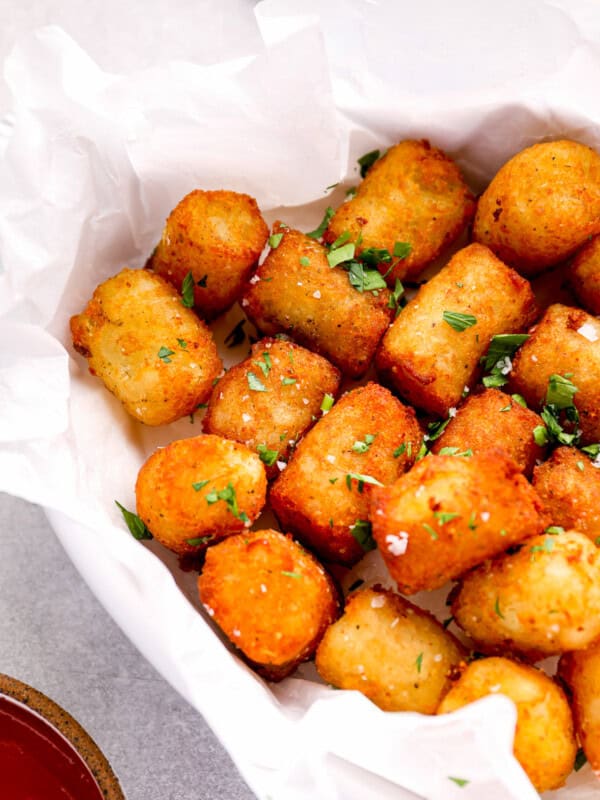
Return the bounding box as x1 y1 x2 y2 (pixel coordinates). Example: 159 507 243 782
0 673 126 800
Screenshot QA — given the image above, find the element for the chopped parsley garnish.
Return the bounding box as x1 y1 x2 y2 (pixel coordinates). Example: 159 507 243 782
494 596 504 618
393 241 412 259
327 242 355 268
415 652 424 673
388 278 406 314
357 149 381 177
530 537 555 559
574 747 587 772
254 352 272 378
438 447 473 457
177 338 187 349
480 333 529 388
422 523 438 540
415 441 429 461
247 371 267 392
321 393 335 412
331 231 352 249
442 311 477 332
329 477 339 484
192 480 210 492
434 511 460 525
205 483 249 523
393 443 406 458
345 472 384 493
359 247 392 268
546 373 578 408
306 206 334 240
468 512 477 531
347 261 387 292
577 460 585 471
511 393 527 408
426 417 452 441
299 256 310 266
545 525 565 535
257 444 278 466
186 535 214 546
224 319 246 348
181 271 196 307
352 434 376 454
281 377 296 386
115 501 152 540
346 186 357 198
325 182 339 191
158 346 175 363
281 570 302 579
582 443 600 458
448 777 469 788
534 373 582 447
350 519 376 551
533 425 549 446
268 232 284 249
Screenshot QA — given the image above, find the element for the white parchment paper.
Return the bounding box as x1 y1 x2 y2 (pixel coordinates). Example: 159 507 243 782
1 1 600 797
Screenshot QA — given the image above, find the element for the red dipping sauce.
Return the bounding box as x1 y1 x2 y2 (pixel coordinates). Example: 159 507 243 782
0 695 104 800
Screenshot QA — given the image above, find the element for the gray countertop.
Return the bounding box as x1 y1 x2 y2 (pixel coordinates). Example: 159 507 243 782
0 491 255 800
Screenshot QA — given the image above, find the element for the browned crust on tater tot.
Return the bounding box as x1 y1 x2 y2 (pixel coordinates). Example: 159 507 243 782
269 382 422 566
570 233 600 315
203 338 341 479
315 586 465 712
452 531 600 660
533 447 600 542
376 243 538 416
438 657 577 793
509 303 600 445
135 434 266 555
198 529 339 681
70 268 222 425
473 139 600 276
324 139 475 284
431 388 546 476
148 189 269 320
559 641 600 775
370 452 548 594
242 224 393 378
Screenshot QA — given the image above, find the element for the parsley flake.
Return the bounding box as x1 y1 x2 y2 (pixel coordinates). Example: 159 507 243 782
281 377 296 386
352 434 376 454
181 271 195 308
254 352 272 378
422 523 438 540
281 570 302 579
327 242 355 268
574 748 587 772
158 346 175 363
299 256 310 266
269 232 284 249
345 472 384 493
357 149 381 177
177 338 188 349
393 241 412 259
321 393 335 412
247 371 267 392
306 207 334 240
448 777 470 788
494 597 504 619
115 501 152 540
393 443 406 458
257 444 278 467
442 311 477 332
350 519 376 551
186 535 214 546
192 480 210 492
415 652 424 673
434 511 460 525
438 447 473 457
545 525 565 535
205 483 249 522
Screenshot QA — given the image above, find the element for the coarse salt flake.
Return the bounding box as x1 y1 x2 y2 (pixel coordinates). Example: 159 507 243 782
249 274 261 284
241 298 249 307
386 532 409 556
481 511 490 522
313 290 321 299
260 584 267 593
577 322 599 342
370 595 386 608
242 413 252 423
433 654 443 663
233 629 241 637
448 407 457 418
204 605 215 617
276 461 287 471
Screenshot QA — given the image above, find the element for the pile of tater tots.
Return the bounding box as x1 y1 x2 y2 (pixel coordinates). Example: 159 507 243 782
71 138 600 791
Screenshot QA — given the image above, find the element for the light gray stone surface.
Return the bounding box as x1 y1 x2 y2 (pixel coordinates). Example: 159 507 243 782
0 491 256 800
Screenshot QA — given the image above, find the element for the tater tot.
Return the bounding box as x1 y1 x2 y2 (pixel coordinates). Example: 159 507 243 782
570 234 600 315
269 382 422 566
370 452 548 595
510 303 600 445
242 224 393 378
437 657 576 793
198 529 339 681
430 388 546 476
376 244 538 416
315 587 465 712
70 268 222 425
473 139 600 276
452 531 600 660
203 338 341 479
559 641 600 774
533 447 600 543
323 139 475 284
135 434 266 555
148 189 269 319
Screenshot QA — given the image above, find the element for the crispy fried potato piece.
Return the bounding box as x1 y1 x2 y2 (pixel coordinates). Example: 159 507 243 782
533 447 600 543
148 190 269 319
198 529 339 681
437 657 576 793
70 268 222 425
270 382 422 566
315 586 465 712
204 338 341 479
370 452 548 594
452 531 600 660
324 139 475 284
473 139 600 276
510 303 600 445
570 233 600 314
376 244 538 416
559 641 600 775
242 224 393 378
431 388 546 476
135 434 266 555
